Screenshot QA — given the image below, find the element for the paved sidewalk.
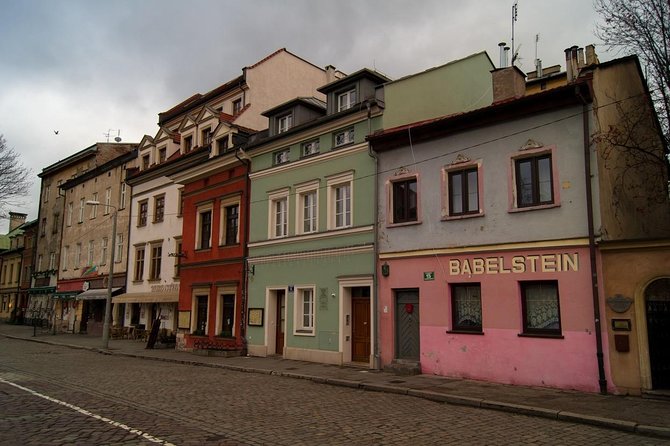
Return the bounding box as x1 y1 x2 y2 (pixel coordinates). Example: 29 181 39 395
2 323 669 438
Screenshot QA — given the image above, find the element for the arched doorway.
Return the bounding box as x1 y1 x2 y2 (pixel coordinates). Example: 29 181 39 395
645 278 670 389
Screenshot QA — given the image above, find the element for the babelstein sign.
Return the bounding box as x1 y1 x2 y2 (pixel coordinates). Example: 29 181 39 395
448 253 579 275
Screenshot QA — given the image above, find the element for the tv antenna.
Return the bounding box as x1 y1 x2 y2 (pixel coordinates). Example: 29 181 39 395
511 0 519 65
104 129 122 143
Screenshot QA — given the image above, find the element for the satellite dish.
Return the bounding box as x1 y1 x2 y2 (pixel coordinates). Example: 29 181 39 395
114 136 122 142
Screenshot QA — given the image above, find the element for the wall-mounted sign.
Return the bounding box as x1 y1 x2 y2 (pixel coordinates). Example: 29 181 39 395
606 294 633 313
611 318 631 331
177 311 191 329
82 281 90 291
288 285 294 293
423 272 435 281
248 308 264 327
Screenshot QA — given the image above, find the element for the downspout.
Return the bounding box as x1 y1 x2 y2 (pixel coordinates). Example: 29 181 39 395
578 84 608 394
366 100 381 370
235 148 251 355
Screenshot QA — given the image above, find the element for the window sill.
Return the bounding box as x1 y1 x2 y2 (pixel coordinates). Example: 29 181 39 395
147 279 161 283
509 202 560 213
446 329 484 335
294 330 315 337
132 280 143 284
195 247 212 253
387 220 421 228
333 142 354 150
153 219 164 224
442 211 484 221
215 335 236 340
218 243 240 248
517 333 564 339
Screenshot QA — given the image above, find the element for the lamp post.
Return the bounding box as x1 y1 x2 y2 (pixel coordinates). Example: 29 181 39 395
86 200 117 349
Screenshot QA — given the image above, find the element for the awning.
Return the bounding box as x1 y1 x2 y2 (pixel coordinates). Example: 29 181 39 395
77 287 122 301
54 291 80 299
28 286 56 295
112 292 179 304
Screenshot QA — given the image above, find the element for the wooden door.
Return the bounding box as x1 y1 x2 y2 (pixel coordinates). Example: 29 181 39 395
646 279 670 389
352 297 370 362
275 290 285 355
395 290 420 361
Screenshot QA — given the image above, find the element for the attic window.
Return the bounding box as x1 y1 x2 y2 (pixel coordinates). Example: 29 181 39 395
338 89 356 112
201 127 212 146
278 114 292 134
142 155 150 170
233 99 242 114
273 149 290 166
184 135 193 152
217 137 229 154
158 147 167 163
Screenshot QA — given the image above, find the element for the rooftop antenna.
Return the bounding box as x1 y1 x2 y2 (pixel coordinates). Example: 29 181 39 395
534 34 542 77
511 0 519 65
104 129 122 143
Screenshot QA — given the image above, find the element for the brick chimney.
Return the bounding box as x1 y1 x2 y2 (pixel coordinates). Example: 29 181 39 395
9 212 27 232
491 66 527 103
325 65 338 83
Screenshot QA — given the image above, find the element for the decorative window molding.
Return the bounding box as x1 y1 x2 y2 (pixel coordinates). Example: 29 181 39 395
442 159 484 220
268 189 290 239
387 174 419 226
219 196 241 246
326 172 354 230
509 146 560 212
295 181 319 235
196 204 213 250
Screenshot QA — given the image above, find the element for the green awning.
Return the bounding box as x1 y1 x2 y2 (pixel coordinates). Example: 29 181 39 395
28 286 56 295
54 291 79 299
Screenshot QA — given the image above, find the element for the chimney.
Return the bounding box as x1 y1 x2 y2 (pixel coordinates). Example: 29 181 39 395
565 47 574 82
577 47 585 68
585 44 599 66
498 42 507 68
504 46 510 67
491 66 527 103
536 59 543 78
325 65 337 83
8 212 27 232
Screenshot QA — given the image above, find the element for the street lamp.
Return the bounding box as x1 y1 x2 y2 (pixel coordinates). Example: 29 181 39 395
85 200 117 349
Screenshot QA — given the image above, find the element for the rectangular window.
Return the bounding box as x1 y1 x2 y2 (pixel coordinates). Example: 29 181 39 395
448 168 479 215
272 197 288 238
232 98 242 114
134 247 145 281
278 114 292 134
338 89 356 112
40 218 46 236
37 254 43 272
295 288 314 334
138 200 148 227
154 195 165 223
177 188 184 217
62 246 69 270
119 183 127 210
142 154 150 170
521 281 561 336
515 154 553 207
184 135 193 153
198 210 212 249
302 139 319 157
217 137 228 154
101 237 108 265
105 188 111 213
67 202 73 226
334 128 354 147
75 244 81 268
220 294 235 337
43 185 50 203
273 149 290 166
451 284 482 332
194 295 208 335
201 127 212 146
149 244 162 280
52 213 59 234
87 240 94 266
79 198 85 223
91 193 98 218
392 178 418 223
334 184 351 228
300 190 317 234
223 204 239 246
158 147 167 163
116 233 123 262
49 252 56 270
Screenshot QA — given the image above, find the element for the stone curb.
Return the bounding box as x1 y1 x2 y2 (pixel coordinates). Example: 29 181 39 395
3 333 670 439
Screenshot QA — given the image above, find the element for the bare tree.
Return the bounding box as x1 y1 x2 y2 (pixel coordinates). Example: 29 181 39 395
595 0 670 144
0 134 32 216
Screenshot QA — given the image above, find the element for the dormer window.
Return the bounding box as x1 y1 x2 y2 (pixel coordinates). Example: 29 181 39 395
158 147 167 164
273 149 290 165
142 154 150 170
232 98 242 114
217 137 229 154
201 127 212 146
184 135 193 153
278 114 292 134
338 89 356 112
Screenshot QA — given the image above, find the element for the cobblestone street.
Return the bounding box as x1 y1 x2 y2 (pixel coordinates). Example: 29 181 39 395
0 337 666 446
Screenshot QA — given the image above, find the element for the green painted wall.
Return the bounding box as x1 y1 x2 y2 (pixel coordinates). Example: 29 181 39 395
383 52 495 129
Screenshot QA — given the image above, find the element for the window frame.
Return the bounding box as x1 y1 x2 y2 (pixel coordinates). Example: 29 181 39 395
158 147 167 163
119 183 127 210
75 244 81 269
62 245 69 271
78 198 85 223
442 159 484 220
277 113 293 134
232 98 242 115
183 134 193 153
268 189 289 239
217 288 236 338
337 88 357 112
509 147 560 212
90 193 98 219
66 202 73 227
520 280 562 337
295 181 319 235
327 172 353 230
273 148 290 166
388 174 419 226
201 126 212 147
153 194 165 223
450 283 483 333
87 240 94 267
149 242 162 281
301 139 320 158
196 205 213 250
294 286 316 335
115 233 123 263
134 245 145 282
333 127 355 148
104 188 112 214
137 200 148 227
219 196 241 246
191 291 209 336
100 237 108 266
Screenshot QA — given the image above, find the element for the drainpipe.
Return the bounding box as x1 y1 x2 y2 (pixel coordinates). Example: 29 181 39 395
366 100 381 370
578 84 608 394
235 148 251 355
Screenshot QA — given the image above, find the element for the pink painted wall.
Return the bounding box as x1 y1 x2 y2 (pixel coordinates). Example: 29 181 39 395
379 246 612 392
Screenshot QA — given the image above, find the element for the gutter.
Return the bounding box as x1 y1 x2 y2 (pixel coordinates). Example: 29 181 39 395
235 148 252 355
577 84 608 394
366 100 381 371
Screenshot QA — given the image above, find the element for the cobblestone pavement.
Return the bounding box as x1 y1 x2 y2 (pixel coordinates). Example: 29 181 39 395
0 337 667 446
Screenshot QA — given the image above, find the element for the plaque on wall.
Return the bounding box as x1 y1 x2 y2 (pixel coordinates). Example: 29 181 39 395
606 294 633 313
248 308 264 327
177 311 191 329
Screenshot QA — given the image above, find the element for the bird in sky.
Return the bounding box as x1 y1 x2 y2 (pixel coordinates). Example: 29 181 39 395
54 130 59 135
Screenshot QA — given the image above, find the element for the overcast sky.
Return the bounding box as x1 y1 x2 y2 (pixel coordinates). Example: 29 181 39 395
0 0 612 231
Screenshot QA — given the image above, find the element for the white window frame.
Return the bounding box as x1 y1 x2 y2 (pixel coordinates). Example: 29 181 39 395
327 172 354 230
442 159 484 220
196 203 213 250
66 202 73 227
268 189 289 239
219 196 241 246
119 183 127 210
101 237 108 265
105 188 112 214
115 233 123 262
277 113 292 134
49 252 56 270
334 127 355 147
149 242 162 281
295 181 319 235
87 240 94 266
78 198 85 223
37 254 43 272
294 286 316 335
75 244 81 268
90 193 98 219
273 148 290 165
62 246 69 271
302 139 320 157
338 88 356 112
